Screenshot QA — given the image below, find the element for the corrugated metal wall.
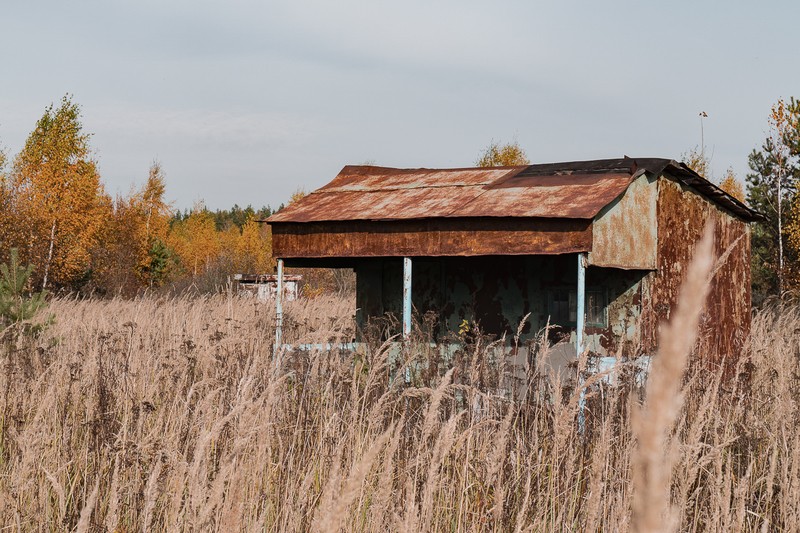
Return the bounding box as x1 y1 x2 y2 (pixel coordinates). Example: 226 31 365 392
640 176 751 364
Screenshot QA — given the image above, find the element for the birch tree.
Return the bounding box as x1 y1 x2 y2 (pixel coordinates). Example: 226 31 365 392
0 148 12 261
718 168 745 202
167 205 221 277
10 95 106 290
682 145 711 179
476 140 530 167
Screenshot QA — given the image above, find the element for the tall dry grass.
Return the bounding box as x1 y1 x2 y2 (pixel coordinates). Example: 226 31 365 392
0 283 799 531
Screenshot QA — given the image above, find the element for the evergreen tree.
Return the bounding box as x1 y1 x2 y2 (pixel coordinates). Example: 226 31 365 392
0 249 48 331
746 98 800 302
142 238 179 287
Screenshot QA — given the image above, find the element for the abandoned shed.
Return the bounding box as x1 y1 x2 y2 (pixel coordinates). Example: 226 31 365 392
266 157 762 364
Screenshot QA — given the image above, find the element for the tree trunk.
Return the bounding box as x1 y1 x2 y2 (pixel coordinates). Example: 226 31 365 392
778 167 785 295
42 219 56 291
145 203 152 237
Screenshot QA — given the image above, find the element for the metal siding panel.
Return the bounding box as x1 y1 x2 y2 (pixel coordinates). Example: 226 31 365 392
583 268 647 357
642 177 751 366
589 173 658 269
439 257 533 342
271 218 593 258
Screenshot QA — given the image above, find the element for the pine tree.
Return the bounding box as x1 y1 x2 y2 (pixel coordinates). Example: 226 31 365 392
141 238 178 287
0 249 48 329
747 98 800 301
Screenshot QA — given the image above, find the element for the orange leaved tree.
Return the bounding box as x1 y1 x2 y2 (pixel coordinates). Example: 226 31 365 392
719 167 745 202
167 205 221 278
234 216 273 274
131 162 173 284
10 96 106 290
475 140 530 167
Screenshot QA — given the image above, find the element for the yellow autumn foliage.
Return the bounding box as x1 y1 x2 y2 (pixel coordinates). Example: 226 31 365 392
235 217 273 273
682 146 711 179
168 207 221 277
718 168 745 202
130 162 171 272
166 210 273 280
9 96 106 289
476 140 530 167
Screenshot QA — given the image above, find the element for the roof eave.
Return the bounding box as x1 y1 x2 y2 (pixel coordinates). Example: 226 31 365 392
652 160 765 223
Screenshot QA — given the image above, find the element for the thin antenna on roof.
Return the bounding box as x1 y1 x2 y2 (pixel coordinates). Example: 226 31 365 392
699 111 708 161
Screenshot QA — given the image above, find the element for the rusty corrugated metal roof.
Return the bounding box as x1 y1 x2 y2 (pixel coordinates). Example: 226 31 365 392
456 171 634 218
268 165 526 223
318 165 512 191
267 158 763 224
268 164 633 223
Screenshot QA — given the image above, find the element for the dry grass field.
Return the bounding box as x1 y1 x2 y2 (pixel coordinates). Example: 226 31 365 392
1 281 800 530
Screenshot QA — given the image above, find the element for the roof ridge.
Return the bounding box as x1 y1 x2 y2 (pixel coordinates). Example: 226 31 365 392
341 164 528 172
313 182 494 193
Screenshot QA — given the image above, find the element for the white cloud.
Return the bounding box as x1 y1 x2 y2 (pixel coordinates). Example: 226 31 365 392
84 105 326 151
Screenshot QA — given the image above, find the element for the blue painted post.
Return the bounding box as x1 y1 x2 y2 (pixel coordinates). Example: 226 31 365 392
402 257 413 383
276 258 284 350
576 252 586 357
577 252 587 430
402 257 412 339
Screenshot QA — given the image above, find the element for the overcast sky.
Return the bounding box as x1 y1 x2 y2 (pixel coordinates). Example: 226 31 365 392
1 0 798 211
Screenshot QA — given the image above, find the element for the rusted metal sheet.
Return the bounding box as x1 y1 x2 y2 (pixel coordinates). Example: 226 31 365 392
319 165 516 191
268 166 633 223
640 176 751 366
655 160 764 223
589 172 658 270
356 256 546 342
271 218 593 258
456 171 634 219
268 166 523 223
582 268 646 357
267 187 492 223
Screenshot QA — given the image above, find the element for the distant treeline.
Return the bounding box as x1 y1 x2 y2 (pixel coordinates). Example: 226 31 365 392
171 204 280 231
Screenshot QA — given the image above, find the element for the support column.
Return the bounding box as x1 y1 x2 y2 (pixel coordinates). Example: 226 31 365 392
276 258 284 349
402 257 412 339
577 252 588 431
576 252 586 357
